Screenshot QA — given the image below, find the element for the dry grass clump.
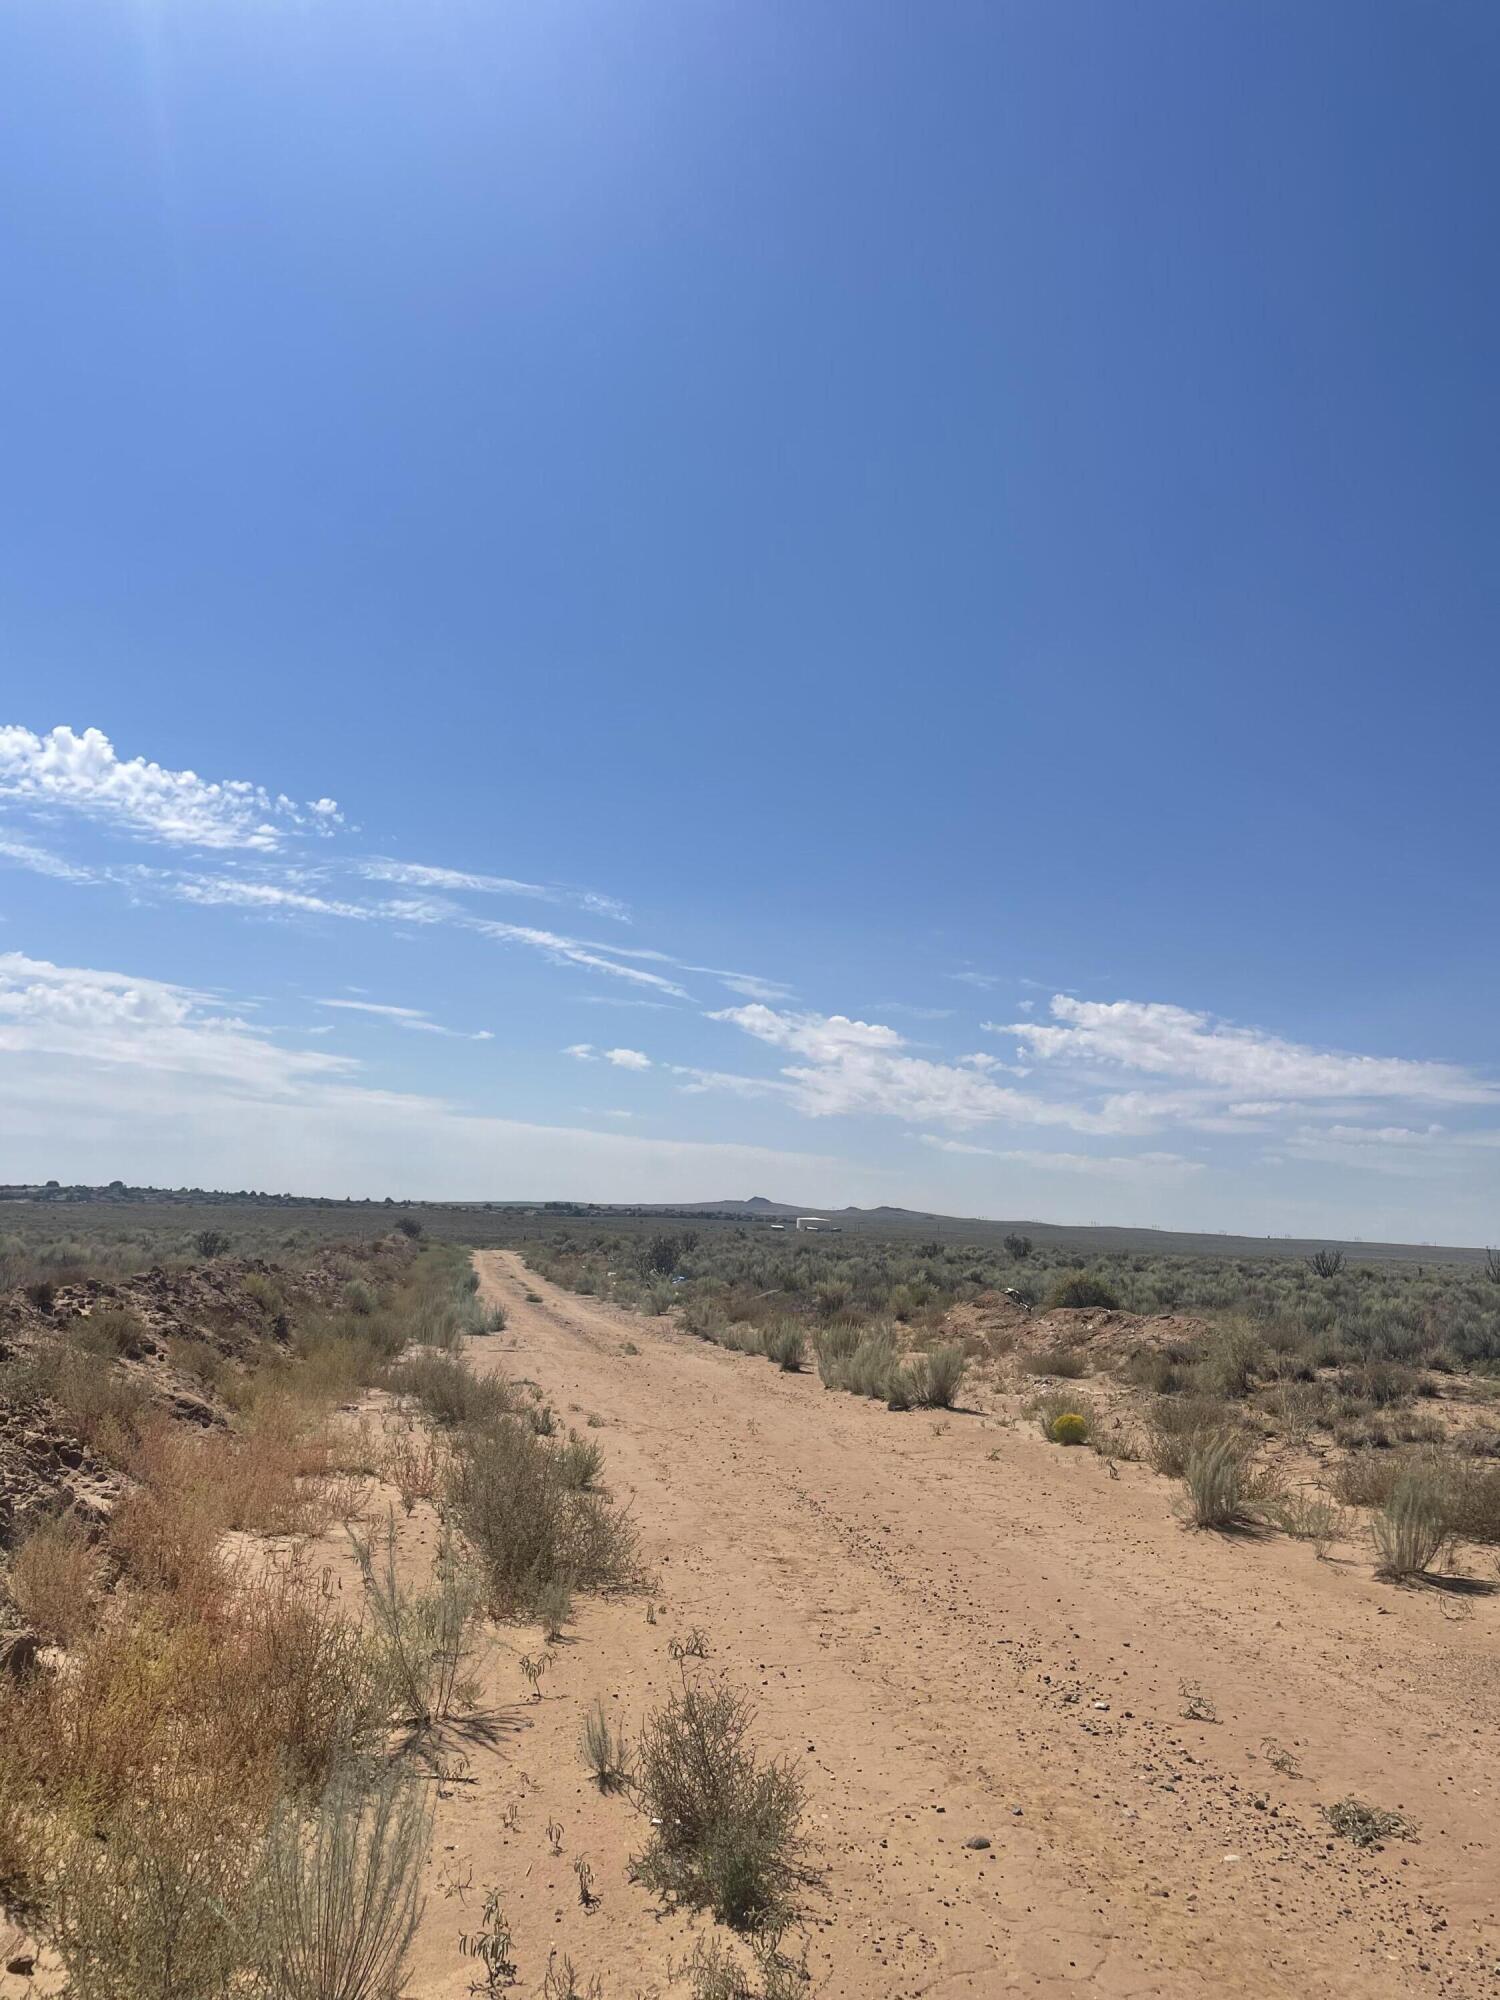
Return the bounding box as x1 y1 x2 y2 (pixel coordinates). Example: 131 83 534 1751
352 1515 481 1731
1021 1345 1090 1380
1264 1486 1349 1547
391 1351 513 1431
1145 1395 1239 1477
5 1513 105 1647
1321 1796 1417 1847
580 1698 633 1793
762 1324 807 1372
380 1422 446 1514
910 1343 966 1409
445 1414 638 1618
1370 1465 1455 1580
1180 1432 1281 1530
633 1670 810 1930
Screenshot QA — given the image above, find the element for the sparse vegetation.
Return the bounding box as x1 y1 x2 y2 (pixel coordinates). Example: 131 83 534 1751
632 1670 810 1930
1181 1432 1280 1529
1321 1796 1416 1847
580 1699 633 1793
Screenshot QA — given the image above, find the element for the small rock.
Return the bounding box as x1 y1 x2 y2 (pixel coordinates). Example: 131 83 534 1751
965 1836 991 1850
6 1954 36 1977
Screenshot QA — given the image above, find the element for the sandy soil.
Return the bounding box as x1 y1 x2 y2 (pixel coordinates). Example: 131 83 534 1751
13 1250 1494 1999
388 1252 1500 1999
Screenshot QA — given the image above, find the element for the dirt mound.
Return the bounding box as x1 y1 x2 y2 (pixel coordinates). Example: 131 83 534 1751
945 1289 1209 1366
0 1237 411 1543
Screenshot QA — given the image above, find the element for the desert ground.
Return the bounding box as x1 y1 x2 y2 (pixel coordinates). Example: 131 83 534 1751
388 1250 1500 1999
3 1218 1499 2000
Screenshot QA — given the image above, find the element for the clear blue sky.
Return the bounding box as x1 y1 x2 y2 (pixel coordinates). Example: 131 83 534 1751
1 1 1496 1239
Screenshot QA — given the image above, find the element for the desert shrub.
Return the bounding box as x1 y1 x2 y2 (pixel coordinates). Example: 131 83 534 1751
352 1517 479 1731
556 1433 605 1490
445 1418 637 1617
391 1353 512 1430
194 1229 231 1259
580 1698 632 1793
1371 1466 1454 1579
1196 1321 1262 1399
51 1767 254 2000
912 1343 966 1409
843 1326 900 1400
70 1306 151 1361
1033 1392 1095 1445
380 1424 445 1514
6 1513 103 1646
1307 1249 1346 1279
1021 1345 1089 1380
1181 1433 1280 1529
1044 1272 1120 1312
1003 1234 1033 1260
252 1759 432 2000
1145 1395 1237 1477
1264 1487 1348 1545
30 1347 152 1465
764 1324 806 1373
1330 1450 1405 1509
883 1363 917 1411
634 1672 808 1930
812 1323 860 1387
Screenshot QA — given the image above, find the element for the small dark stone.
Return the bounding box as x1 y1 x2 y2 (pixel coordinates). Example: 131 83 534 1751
965 1836 991 1850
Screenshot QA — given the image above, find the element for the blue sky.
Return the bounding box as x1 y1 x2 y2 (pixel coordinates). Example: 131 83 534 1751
1 2 1497 1239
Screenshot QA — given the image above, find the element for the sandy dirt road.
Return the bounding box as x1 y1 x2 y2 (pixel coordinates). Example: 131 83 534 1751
404 1251 1500 2000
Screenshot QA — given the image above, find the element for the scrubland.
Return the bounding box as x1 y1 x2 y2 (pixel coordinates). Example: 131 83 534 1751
4 1204 1500 1997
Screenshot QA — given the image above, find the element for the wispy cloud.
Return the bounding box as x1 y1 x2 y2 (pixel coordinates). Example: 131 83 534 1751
475 921 691 997
168 876 376 920
0 725 340 851
918 1134 1205 1177
0 834 100 883
356 857 628 922
315 998 493 1041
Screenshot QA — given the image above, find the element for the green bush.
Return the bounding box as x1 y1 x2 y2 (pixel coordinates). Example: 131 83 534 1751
1044 1273 1120 1311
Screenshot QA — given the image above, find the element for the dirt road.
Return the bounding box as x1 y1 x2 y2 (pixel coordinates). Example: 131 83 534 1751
409 1251 1500 1999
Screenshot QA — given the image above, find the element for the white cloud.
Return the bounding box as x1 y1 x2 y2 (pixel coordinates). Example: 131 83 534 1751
473 921 691 997
0 950 860 1204
563 1043 596 1061
0 834 99 882
603 1047 651 1070
946 970 1004 990
918 1133 1204 1177
997 996 1495 1107
0 951 354 1092
704 1004 1111 1132
315 998 492 1041
0 725 340 851
168 876 376 920
356 857 628 922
